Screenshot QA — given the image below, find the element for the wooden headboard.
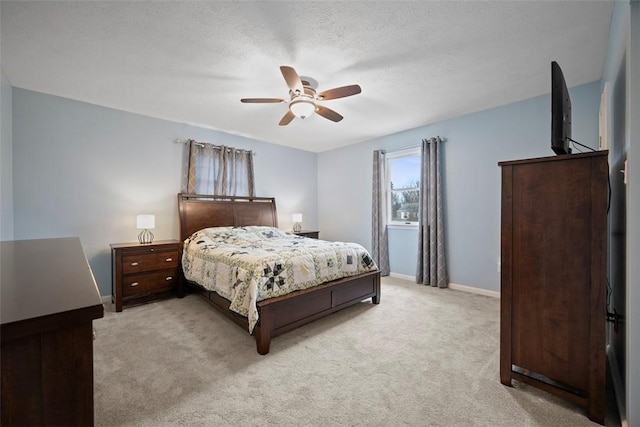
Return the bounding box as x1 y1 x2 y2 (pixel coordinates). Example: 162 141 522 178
177 193 278 241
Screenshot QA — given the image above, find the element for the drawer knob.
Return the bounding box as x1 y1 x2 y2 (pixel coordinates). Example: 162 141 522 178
165 258 173 262
130 282 139 287
130 262 139 266
165 276 173 281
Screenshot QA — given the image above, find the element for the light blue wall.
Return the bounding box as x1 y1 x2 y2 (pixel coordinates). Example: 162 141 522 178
0 69 13 241
602 0 629 422
601 1 640 424
318 80 601 292
388 227 418 276
11 88 318 296
625 3 639 423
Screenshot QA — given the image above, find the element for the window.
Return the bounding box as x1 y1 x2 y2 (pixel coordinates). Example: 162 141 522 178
386 147 420 226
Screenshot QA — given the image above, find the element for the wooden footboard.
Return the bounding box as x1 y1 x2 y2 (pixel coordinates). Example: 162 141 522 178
188 270 381 354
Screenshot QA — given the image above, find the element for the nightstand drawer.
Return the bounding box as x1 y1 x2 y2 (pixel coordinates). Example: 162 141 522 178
122 269 178 297
122 250 179 274
293 230 319 239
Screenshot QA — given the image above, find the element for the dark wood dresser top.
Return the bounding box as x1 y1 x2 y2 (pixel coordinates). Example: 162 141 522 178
498 149 607 166
1 237 104 339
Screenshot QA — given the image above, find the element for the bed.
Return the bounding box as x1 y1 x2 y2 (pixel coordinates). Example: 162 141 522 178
177 193 381 354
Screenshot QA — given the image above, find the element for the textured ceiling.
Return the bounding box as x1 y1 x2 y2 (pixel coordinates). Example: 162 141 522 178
1 1 614 152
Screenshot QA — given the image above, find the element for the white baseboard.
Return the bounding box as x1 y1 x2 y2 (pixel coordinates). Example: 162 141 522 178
607 344 628 427
101 295 112 305
389 272 416 282
448 282 500 298
388 274 501 299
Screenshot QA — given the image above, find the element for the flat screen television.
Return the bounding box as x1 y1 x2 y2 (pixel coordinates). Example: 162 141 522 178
551 61 572 155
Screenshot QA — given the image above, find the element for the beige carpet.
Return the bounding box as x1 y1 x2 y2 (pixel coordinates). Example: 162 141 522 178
94 276 612 426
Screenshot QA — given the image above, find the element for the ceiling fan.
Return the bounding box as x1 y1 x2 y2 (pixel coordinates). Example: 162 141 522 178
241 66 361 126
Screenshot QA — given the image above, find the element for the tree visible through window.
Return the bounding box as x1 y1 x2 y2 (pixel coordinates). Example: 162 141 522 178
387 148 420 225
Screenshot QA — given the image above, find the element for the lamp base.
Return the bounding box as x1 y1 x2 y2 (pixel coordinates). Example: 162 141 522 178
293 223 302 232
138 229 154 245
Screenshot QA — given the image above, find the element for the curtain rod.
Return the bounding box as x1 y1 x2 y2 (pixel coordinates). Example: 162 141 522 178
384 136 445 153
385 145 420 153
175 139 256 155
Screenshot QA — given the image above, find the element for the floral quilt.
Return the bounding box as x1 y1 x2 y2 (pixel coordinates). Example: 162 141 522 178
182 226 378 333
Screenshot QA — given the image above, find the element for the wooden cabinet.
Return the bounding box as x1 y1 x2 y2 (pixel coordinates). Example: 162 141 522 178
1 238 104 426
499 151 608 424
111 240 181 311
293 230 319 239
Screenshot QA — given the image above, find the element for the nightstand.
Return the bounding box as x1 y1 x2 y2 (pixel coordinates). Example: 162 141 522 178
293 230 320 239
110 240 181 311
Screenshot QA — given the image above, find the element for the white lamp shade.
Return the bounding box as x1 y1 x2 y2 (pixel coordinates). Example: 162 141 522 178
289 99 316 119
292 213 303 223
136 214 155 229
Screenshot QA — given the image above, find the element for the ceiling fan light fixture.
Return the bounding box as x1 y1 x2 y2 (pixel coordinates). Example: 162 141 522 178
289 97 316 119
241 65 360 125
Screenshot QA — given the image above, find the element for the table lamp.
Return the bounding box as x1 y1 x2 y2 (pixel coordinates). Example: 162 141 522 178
292 213 302 232
137 214 155 244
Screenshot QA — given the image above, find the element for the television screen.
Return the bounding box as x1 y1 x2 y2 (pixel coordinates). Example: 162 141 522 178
551 61 572 155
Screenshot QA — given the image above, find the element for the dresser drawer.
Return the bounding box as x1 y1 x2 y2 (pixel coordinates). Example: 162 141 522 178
122 269 178 297
122 250 179 274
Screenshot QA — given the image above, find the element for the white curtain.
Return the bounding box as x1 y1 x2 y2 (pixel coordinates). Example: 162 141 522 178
371 150 390 276
416 137 447 287
185 140 255 196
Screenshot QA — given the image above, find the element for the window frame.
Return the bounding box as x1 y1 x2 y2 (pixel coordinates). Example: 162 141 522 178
386 147 421 228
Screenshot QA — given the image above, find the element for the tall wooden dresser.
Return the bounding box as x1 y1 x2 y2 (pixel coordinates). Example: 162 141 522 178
499 151 608 424
1 237 104 426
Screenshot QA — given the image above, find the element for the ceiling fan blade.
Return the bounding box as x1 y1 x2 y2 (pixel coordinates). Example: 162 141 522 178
241 98 285 103
278 110 296 126
317 84 362 100
280 66 304 94
316 105 343 122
